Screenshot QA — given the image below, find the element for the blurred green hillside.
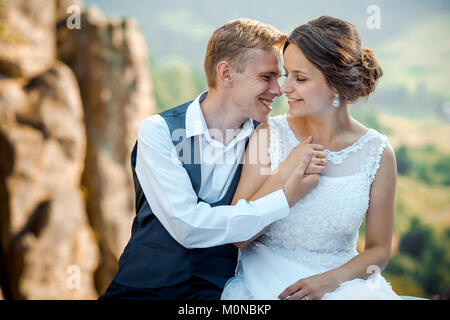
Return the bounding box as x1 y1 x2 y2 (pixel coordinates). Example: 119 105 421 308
376 13 450 100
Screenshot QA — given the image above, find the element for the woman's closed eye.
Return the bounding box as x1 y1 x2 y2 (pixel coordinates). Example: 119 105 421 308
282 73 307 82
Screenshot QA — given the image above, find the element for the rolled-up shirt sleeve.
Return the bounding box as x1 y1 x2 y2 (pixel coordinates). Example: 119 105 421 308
135 115 289 249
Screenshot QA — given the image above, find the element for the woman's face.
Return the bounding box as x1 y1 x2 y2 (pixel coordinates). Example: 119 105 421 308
280 43 336 117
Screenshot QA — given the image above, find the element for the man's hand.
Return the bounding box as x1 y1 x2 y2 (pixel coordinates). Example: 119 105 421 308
233 226 268 248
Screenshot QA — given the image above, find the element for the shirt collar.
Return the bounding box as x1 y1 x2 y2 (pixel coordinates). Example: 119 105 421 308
185 91 209 138
185 91 256 141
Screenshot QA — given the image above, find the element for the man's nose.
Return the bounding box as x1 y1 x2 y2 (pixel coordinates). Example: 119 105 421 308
270 79 282 97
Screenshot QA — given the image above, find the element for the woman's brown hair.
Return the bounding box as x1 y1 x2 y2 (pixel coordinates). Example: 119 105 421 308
284 16 383 104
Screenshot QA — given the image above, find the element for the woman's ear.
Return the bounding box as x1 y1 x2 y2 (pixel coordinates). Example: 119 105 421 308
216 61 233 88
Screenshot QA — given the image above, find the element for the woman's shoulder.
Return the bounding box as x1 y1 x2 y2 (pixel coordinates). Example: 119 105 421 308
351 119 389 145
353 121 396 182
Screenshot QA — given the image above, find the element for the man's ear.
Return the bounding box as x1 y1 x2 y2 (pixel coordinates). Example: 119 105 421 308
216 61 233 88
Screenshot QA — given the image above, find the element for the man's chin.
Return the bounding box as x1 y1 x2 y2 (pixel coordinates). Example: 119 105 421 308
254 112 270 123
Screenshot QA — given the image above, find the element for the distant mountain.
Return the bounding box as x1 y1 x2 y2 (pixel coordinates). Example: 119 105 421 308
82 0 450 107
83 0 450 67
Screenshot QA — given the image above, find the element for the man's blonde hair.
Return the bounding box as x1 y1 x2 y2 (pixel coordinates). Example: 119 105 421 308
204 18 287 89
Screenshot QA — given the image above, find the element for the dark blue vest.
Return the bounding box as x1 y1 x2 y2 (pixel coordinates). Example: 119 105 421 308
110 101 257 290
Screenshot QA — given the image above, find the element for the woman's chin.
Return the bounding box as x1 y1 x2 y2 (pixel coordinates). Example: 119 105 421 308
288 106 307 117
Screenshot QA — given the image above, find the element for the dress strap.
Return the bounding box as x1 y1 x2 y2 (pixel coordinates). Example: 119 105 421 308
325 129 376 165
267 115 287 172
359 132 389 184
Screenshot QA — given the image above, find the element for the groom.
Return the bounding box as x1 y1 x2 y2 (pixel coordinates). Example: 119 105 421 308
99 19 324 300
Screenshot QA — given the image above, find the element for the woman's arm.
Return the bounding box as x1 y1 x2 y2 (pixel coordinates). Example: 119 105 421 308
278 143 397 300
231 123 275 206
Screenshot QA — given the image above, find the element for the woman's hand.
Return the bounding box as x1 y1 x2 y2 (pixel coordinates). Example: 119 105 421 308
282 152 321 208
278 271 341 300
276 136 327 179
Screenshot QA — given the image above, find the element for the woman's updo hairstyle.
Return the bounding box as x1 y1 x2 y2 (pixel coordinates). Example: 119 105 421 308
283 16 383 104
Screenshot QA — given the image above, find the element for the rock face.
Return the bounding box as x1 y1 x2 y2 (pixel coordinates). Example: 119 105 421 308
0 0 56 77
56 0 83 22
0 63 98 299
57 8 156 294
0 0 156 299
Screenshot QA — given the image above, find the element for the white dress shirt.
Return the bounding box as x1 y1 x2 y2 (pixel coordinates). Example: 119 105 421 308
135 91 289 248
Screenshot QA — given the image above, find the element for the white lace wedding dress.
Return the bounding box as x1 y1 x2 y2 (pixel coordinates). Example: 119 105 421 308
221 114 401 300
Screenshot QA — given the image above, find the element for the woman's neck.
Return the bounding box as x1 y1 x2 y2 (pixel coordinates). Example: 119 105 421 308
290 107 361 150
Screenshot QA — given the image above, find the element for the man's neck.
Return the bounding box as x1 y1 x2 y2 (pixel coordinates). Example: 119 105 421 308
200 90 249 145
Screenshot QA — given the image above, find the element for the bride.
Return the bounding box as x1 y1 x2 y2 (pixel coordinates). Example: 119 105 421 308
221 16 400 300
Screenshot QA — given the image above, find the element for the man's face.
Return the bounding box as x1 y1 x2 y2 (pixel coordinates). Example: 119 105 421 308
229 47 282 123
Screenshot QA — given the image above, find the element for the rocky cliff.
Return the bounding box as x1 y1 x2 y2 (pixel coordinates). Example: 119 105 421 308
0 0 156 299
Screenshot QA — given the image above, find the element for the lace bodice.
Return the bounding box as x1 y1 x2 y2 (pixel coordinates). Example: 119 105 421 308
251 114 389 272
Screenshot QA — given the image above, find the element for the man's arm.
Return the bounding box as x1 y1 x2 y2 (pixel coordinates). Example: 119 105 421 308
135 115 290 249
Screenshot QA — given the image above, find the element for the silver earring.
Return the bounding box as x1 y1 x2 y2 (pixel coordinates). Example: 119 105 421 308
332 93 340 108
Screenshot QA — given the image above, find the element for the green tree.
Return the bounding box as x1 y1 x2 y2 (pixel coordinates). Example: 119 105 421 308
395 146 412 175
150 59 206 112
390 219 450 297
433 155 450 186
399 217 431 259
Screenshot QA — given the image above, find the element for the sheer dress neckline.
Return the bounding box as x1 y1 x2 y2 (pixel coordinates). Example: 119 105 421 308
282 114 375 165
